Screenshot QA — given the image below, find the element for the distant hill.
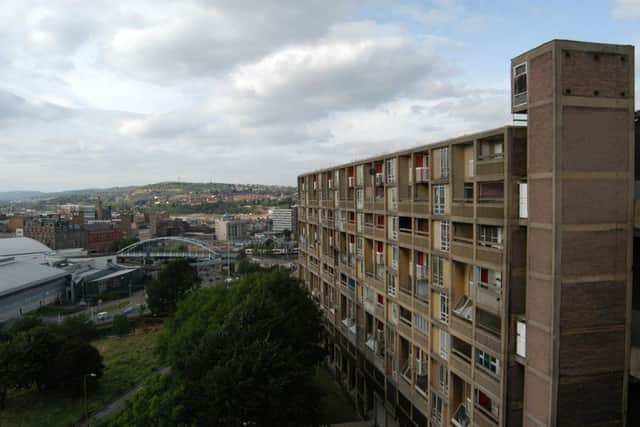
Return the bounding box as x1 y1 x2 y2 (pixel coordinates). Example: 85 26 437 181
0 191 44 202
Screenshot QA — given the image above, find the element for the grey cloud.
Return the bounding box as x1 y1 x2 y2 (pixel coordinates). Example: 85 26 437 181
0 89 71 123
103 0 383 82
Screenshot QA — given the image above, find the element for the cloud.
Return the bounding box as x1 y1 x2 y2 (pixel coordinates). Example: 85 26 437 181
0 89 70 123
103 0 380 82
0 0 513 192
612 0 640 18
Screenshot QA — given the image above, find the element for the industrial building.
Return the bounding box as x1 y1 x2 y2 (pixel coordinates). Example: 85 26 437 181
0 256 70 321
297 40 635 427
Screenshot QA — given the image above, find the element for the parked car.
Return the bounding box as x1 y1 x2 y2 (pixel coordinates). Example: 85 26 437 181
96 311 110 321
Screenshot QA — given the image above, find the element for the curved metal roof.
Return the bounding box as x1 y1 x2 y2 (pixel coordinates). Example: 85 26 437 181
0 237 53 257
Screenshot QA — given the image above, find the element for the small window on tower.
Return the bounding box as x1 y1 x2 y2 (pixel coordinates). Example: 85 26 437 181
513 62 527 106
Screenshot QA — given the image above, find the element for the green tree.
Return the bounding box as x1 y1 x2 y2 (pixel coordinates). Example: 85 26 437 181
0 320 104 398
146 260 200 316
108 374 187 427
116 269 324 427
112 315 131 336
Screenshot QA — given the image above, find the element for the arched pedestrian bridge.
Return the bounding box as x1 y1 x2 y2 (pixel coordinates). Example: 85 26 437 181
117 236 224 260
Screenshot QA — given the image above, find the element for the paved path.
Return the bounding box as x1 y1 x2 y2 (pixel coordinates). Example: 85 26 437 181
77 367 170 427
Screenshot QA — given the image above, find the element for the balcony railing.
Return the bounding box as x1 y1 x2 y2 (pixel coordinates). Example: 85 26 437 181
415 167 430 183
415 279 428 301
452 403 471 427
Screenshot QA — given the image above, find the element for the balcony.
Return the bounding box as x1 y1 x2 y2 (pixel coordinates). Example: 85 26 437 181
475 284 501 315
415 167 430 183
415 359 428 394
373 229 384 242
451 404 471 427
476 246 502 266
476 201 504 219
451 200 473 218
398 230 412 246
475 156 504 177
340 318 357 345
475 326 501 355
450 348 472 380
414 233 429 250
451 311 473 341
415 279 428 302
398 200 411 214
474 407 499 427
451 239 473 260
365 332 385 371
474 367 500 398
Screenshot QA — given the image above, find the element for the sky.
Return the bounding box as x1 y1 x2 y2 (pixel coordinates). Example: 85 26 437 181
1 0 639 191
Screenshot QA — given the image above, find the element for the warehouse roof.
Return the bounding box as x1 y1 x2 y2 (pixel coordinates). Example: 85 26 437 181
0 237 52 258
0 257 69 298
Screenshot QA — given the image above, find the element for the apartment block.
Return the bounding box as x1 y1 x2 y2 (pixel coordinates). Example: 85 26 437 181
297 40 634 427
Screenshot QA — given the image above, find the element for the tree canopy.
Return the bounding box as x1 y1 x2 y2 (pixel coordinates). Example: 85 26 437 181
0 317 103 407
146 259 200 316
113 269 324 427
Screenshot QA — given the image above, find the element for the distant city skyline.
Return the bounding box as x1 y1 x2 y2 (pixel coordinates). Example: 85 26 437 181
2 0 639 191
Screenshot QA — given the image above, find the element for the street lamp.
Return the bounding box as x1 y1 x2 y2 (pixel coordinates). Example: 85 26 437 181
84 373 97 426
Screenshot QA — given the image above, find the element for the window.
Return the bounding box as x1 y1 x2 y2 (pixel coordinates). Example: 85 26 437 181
433 185 446 214
463 183 474 201
356 165 364 186
440 220 449 252
391 246 399 270
399 306 412 324
476 349 500 376
356 213 364 233
399 216 412 231
389 216 398 240
387 187 397 210
386 159 396 184
479 225 503 248
415 314 428 334
438 364 448 393
475 389 499 420
432 255 444 287
439 329 449 359
440 147 449 178
415 218 428 235
440 293 449 324
387 273 397 297
513 62 527 106
476 267 502 290
516 320 526 358
432 393 443 421
356 189 364 209
478 181 504 201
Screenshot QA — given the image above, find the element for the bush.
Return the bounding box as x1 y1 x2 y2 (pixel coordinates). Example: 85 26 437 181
112 315 130 336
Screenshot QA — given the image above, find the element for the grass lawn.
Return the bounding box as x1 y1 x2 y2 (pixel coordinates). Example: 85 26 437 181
314 365 360 425
0 326 163 427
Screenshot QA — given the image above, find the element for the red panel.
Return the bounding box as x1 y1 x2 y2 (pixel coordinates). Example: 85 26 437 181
417 252 424 265
376 163 383 173
377 242 383 252
377 294 384 304
481 268 488 283
416 156 424 167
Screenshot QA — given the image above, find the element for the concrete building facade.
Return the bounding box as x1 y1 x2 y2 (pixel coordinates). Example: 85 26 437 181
215 219 249 241
297 40 634 427
271 208 297 234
